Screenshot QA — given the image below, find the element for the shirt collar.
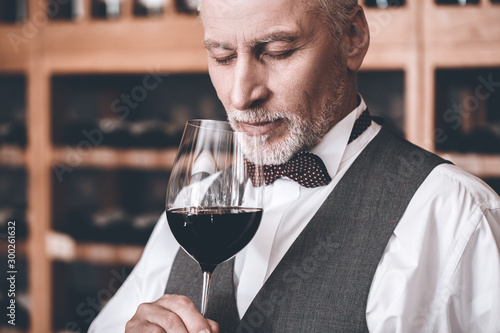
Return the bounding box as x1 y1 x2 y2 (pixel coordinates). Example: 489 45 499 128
310 94 368 179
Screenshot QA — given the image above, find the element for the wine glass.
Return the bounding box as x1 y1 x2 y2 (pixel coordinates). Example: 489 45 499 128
165 119 264 317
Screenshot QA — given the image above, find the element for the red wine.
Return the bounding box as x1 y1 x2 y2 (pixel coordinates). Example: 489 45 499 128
167 207 262 272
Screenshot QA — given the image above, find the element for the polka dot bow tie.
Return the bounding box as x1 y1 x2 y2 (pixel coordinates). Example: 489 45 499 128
247 109 371 188
263 151 332 188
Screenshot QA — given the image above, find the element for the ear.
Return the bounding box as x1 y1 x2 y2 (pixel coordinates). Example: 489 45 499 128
344 5 370 72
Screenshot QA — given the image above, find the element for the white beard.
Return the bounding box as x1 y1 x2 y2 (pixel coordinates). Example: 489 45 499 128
228 67 347 165
228 105 328 165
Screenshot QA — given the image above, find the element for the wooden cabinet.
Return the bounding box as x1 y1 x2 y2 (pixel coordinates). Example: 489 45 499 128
0 0 499 331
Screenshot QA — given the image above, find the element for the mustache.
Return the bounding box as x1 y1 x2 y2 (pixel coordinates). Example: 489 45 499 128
228 108 289 123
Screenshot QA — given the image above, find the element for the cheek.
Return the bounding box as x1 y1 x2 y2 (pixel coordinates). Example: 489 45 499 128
269 66 311 109
270 64 329 119
284 51 336 92
302 57 343 109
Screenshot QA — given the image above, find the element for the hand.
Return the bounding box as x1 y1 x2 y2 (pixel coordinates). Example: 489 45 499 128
126 294 220 333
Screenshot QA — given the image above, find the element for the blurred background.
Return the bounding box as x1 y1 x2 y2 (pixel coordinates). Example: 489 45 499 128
0 0 499 331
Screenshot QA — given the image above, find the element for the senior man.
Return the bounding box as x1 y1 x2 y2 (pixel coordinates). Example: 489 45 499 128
90 0 500 332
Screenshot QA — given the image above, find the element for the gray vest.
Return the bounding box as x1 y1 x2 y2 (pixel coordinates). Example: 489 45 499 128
165 122 449 332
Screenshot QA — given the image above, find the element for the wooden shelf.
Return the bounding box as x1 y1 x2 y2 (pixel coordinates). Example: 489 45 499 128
43 17 207 73
0 326 27 333
362 5 416 70
0 240 27 257
51 147 177 169
439 152 500 178
425 2 500 43
74 243 143 265
0 146 26 167
424 2 500 66
46 231 143 265
415 0 500 152
0 26 30 73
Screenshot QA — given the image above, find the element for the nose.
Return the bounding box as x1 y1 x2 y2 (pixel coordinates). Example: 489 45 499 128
230 55 269 110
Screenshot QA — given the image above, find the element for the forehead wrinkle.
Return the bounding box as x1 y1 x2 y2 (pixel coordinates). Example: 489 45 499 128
204 29 300 53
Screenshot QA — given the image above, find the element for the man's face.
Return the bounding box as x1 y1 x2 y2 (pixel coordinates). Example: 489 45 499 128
201 0 349 164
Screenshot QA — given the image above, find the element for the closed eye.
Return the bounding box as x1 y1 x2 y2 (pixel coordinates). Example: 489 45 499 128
264 49 296 60
212 54 237 66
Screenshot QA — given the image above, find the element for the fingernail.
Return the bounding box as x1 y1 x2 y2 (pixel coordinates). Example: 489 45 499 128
198 330 210 333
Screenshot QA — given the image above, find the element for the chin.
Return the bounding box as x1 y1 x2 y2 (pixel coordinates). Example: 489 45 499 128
261 138 303 165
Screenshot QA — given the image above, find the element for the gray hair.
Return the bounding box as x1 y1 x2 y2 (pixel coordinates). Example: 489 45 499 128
305 0 358 42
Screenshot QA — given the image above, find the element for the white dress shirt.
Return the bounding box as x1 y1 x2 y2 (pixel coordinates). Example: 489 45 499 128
90 97 500 332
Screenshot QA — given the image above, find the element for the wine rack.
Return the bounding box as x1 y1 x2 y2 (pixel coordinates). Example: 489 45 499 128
51 168 170 245
358 70 405 137
0 75 26 148
0 0 499 332
435 68 500 154
51 74 226 149
51 261 133 332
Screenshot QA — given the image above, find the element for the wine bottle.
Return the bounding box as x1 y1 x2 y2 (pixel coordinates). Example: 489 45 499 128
134 0 167 16
129 120 169 148
92 0 121 19
176 0 198 14
49 0 82 20
435 0 479 5
98 118 131 147
364 0 405 7
0 0 27 23
0 207 28 240
0 121 26 147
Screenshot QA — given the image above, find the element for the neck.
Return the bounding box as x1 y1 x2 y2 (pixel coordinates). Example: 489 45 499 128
344 75 359 116
325 73 359 133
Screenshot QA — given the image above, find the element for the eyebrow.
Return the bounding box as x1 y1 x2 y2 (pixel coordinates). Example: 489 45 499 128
203 39 233 51
251 31 299 47
204 31 299 51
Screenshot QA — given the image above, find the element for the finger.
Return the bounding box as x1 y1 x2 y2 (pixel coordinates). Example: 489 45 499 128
133 301 189 332
156 294 214 333
126 320 167 333
207 319 220 333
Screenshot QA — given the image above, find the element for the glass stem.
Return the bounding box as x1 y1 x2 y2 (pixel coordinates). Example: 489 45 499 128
201 271 212 317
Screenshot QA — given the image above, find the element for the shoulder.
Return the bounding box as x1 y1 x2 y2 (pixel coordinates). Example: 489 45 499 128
372 163 500 332
413 164 500 331
368 161 500 332
370 124 448 180
392 160 500 246
423 163 500 212
394 162 500 248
